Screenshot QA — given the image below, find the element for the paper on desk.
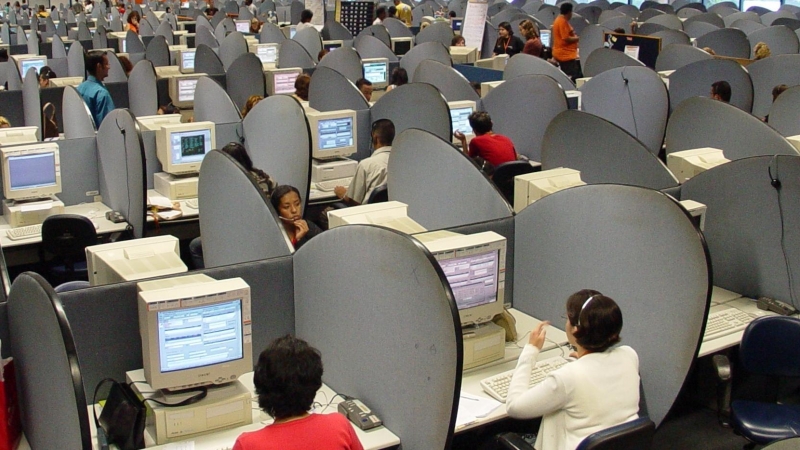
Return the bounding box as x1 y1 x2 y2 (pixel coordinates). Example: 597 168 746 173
156 210 183 220
148 195 173 210
163 442 195 450
455 391 502 428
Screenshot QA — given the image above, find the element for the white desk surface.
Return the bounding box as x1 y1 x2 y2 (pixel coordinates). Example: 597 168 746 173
147 190 199 221
698 294 776 357
309 187 337 202
0 201 129 248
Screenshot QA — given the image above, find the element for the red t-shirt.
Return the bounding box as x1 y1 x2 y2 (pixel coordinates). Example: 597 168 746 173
233 413 364 450
468 134 518 167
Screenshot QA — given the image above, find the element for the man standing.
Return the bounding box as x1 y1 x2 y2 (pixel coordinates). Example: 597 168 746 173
393 0 411 26
77 51 115 127
334 119 394 206
552 3 582 81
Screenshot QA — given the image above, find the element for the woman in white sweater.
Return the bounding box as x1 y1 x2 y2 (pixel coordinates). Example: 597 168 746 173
505 290 640 450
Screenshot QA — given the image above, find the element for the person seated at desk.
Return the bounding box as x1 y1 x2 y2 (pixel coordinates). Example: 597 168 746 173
233 335 363 450
38 66 57 88
241 95 263 118
77 51 115 127
271 185 321 249
250 18 262 34
385 67 407 93
293 74 310 102
452 35 465 46
126 10 140 34
454 111 517 169
334 119 394 206
296 9 314 32
505 290 640 450
0 117 10 128
158 102 181 115
355 78 372 102
710 80 731 104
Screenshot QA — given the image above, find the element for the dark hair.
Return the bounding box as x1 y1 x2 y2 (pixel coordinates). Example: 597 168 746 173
158 103 180 114
565 289 623 353
355 78 372 89
560 2 573 15
118 55 133 75
497 21 513 36
270 185 301 211
38 65 56 81
0 48 8 63
376 6 386 17
451 35 465 46
294 74 310 101
300 9 312 22
371 119 395 146
711 80 731 103
127 10 139 24
449 10 456 18
468 111 492 135
85 51 107 76
253 335 323 420
388 5 396 16
772 84 788 102
221 142 254 172
390 67 408 86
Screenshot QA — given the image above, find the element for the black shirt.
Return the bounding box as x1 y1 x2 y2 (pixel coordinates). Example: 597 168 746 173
494 35 525 57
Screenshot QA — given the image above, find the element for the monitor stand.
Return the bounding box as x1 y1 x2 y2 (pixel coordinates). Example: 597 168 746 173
154 171 199 200
462 321 505 370
311 157 358 183
3 195 65 228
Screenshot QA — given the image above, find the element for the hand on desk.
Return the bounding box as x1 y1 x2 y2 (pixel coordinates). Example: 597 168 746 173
334 186 347 199
528 321 549 350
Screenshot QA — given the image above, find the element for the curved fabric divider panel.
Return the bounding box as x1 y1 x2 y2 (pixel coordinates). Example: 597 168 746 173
681 155 800 302
22 69 41 139
667 58 753 113
583 48 645 78
638 8 664 22
105 52 129 83
194 76 242 123
128 60 158 117
763 10 798 25
774 17 800 30
382 17 414 38
371 83 451 142
400 41 452 82
243 96 311 210
219 31 249 71
730 18 766 35
678 7 703 19
695 28 750 58
482 74 567 162
747 25 800 57
666 97 799 159
637 22 669 35
354 34 399 62
578 5 602 24
769 85 800 137
580 66 668 155
535 7 559 28
199 151 292 267
725 11 760 27
579 24 606 65
196 25 219 49
415 21 455 48
293 27 323 61
125 29 146 54
93 26 109 50
63 86 97 137
277 39 316 69
655 43 711 71
214 18 236 43
194 44 226 75
388 128 512 229
294 225 461 450
414 59 480 102
644 12 683 30
358 24 392 48
26 26 39 55
513 184 710 426
8 273 91 450
52 34 68 58
600 15 635 33
97 109 147 238
482 22 499 59
684 11 725 28
542 111 678 189
748 55 800 118
155 20 174 43
504 53 575 89
144 35 170 67
259 22 286 44
317 46 362 82
322 19 354 41
139 19 155 37
67 40 85 77
196 13 214 33
226 53 266 111
684 20 719 39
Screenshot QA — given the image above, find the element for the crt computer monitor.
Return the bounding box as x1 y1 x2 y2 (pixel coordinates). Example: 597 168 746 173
168 74 204 108
178 48 196 74
264 67 302 95
136 113 183 131
451 17 463 32
391 37 413 55
0 126 39 146
234 19 250 33
306 109 357 161
323 40 343 52
156 121 216 175
14 55 47 77
362 57 389 90
250 43 278 64
138 274 253 392
448 100 475 143
540 30 551 48
86 234 188 286
666 147 730 183
1 142 62 201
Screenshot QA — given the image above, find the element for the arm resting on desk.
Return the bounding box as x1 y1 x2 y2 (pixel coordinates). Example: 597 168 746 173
505 345 568 419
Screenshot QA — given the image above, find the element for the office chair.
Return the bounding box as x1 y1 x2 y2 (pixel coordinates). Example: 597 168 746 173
39 214 98 285
729 316 800 446
366 184 388 204
491 160 539 204
497 416 656 450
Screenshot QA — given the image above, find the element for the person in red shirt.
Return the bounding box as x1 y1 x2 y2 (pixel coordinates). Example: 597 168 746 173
233 335 364 450
454 111 518 168
552 2 582 81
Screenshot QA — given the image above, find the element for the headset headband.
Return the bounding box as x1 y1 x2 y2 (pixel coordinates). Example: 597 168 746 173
578 295 595 328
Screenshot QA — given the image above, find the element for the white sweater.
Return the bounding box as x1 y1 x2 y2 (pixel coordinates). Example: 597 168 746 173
505 344 640 450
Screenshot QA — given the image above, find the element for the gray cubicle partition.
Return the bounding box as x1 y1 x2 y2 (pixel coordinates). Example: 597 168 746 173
542 110 679 190
481 74 567 162
579 66 668 155
294 225 461 450
763 9 798 25
683 20 719 39
504 53 575 89
579 25 607 66
481 22 499 59
125 29 146 55
194 76 242 123
415 21 455 48
52 34 68 59
748 25 800 57
259 22 287 44
681 155 800 303
22 69 41 140
583 47 645 78
654 43 711 71
644 12 684 30
96 109 147 238
695 27 750 58
293 26 323 62
400 41 452 82
382 17 414 38
7 273 92 450
371 82 451 142
413 59 480 103
768 85 800 137
63 86 97 137
93 27 109 55
219 31 248 71
730 18 766 34
243 95 311 210
665 96 800 159
667 58 753 113
685 11 725 28
199 150 293 267
67 40 86 78
196 24 219 49
748 54 800 119
316 46 362 82
278 38 317 69
144 35 170 67
388 128 513 229
724 11 759 27
651 29 692 48
128 60 158 117
321 19 355 42
513 184 710 427
638 22 670 35
308 67 372 160
155 20 174 44
354 34 399 62
359 24 392 48
195 44 226 75
56 137 101 205
105 52 129 83
214 18 236 43
225 53 266 111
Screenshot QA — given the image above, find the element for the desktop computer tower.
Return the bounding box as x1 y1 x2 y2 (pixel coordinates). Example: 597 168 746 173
463 322 506 370
3 197 65 228
154 172 199 200
311 158 358 183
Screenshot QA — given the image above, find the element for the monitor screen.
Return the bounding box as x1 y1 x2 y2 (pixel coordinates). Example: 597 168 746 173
255 45 278 63
452 19 463 32
180 49 196 70
540 30 551 48
450 107 473 136
170 128 213 166
157 299 244 373
438 249 499 311
323 41 342 52
8 152 58 192
177 78 198 102
393 39 412 55
363 61 388 84
317 116 354 152
20 58 46 76
235 20 250 33
273 71 299 94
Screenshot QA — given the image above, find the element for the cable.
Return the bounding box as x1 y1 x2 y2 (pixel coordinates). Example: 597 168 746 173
115 116 131 233
769 156 798 309
621 67 639 140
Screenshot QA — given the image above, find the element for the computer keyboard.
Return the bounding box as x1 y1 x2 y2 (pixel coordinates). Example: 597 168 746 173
703 307 758 341
316 177 353 192
185 198 199 209
480 356 568 402
6 224 42 241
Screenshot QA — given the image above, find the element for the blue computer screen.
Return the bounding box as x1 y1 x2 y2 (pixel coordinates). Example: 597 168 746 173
8 153 57 191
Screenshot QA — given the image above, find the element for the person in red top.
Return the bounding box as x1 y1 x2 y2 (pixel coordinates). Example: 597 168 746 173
233 335 364 450
552 2 582 81
454 111 518 168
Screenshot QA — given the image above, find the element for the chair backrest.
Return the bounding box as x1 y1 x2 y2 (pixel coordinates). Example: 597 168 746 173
575 416 656 450
492 160 537 204
41 215 98 261
740 316 800 377
366 184 388 203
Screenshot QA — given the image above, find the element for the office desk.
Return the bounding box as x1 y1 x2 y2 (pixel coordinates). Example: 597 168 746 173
309 187 338 203
146 190 200 241
698 296 775 357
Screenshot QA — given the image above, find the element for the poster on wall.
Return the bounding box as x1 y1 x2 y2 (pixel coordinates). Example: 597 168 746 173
462 0 488 50
305 0 324 26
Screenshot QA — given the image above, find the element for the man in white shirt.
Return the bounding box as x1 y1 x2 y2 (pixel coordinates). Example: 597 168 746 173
245 0 257 16
372 6 386 25
334 119 394 205
296 9 314 31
